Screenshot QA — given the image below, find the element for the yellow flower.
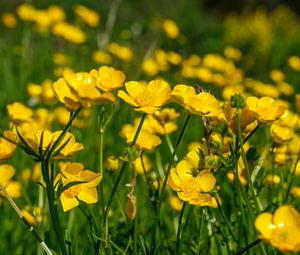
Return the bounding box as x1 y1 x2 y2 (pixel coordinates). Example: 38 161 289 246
52 22 86 44
169 195 183 211
296 94 300 114
224 46 242 61
74 5 100 27
90 66 125 92
288 56 300 71
55 162 101 212
270 69 285 82
0 136 16 162
168 150 216 206
142 59 160 76
53 69 115 109
223 103 258 135
255 205 300 253
108 42 133 62
26 130 83 158
17 3 36 22
92 50 112 65
120 123 161 151
118 80 171 114
170 85 222 117
1 13 17 28
105 156 120 172
7 102 33 125
246 96 286 123
134 155 152 174
270 124 295 144
162 19 179 39
0 164 15 188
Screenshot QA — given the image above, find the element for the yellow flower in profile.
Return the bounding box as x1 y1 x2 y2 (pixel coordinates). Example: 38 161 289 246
7 102 33 125
55 162 101 212
53 69 115 109
92 50 112 65
90 66 125 92
52 22 86 44
162 19 179 39
168 150 216 206
0 164 15 188
170 85 222 117
270 124 294 144
108 42 133 62
0 136 16 162
74 5 100 27
255 205 300 253
2 13 17 28
246 96 286 123
118 80 171 114
26 130 83 158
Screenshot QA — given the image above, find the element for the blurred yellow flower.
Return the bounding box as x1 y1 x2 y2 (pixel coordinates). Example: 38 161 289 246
224 46 242 61
162 19 179 39
0 164 15 188
55 162 101 211
296 94 300 114
270 69 285 82
168 150 216 206
246 96 286 123
92 50 112 65
90 66 125 92
169 195 184 211
118 80 171 114
52 22 86 44
0 136 16 162
53 69 115 109
170 85 221 117
255 205 300 253
108 42 133 62
74 5 100 27
142 59 160 76
134 154 152 174
288 56 300 71
1 13 17 28
7 102 33 125
270 124 294 144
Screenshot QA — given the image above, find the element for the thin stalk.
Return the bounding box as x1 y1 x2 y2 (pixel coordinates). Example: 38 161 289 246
215 196 238 243
284 148 300 203
165 133 178 161
41 160 67 255
237 114 262 213
235 239 261 255
175 202 186 255
151 114 191 252
133 213 138 255
196 208 204 254
103 113 146 224
0 182 53 255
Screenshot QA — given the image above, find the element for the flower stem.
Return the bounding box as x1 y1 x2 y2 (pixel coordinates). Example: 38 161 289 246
175 202 186 255
103 113 146 225
235 239 261 255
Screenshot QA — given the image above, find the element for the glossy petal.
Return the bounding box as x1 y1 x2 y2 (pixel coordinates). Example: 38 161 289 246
197 170 216 192
60 192 79 212
255 212 274 239
77 187 98 203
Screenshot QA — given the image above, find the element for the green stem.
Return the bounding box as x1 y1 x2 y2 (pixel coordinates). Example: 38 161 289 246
175 202 186 255
165 134 178 161
235 239 261 255
103 113 146 224
41 160 67 255
151 114 191 252
215 196 238 243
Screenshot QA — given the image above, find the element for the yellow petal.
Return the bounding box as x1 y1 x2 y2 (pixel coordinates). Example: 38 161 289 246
60 192 79 211
148 80 171 106
255 212 274 240
125 81 146 99
0 164 15 187
135 106 158 114
80 170 102 187
77 187 98 204
118 90 139 107
63 163 84 176
273 205 300 229
197 170 216 192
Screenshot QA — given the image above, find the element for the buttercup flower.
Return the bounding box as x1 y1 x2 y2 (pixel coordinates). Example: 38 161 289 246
1 13 17 28
270 124 295 144
168 149 217 206
74 5 100 27
7 102 33 125
55 162 101 211
246 96 286 123
134 155 152 174
0 164 15 188
0 136 16 162
255 205 300 253
53 69 115 109
90 66 125 92
162 19 179 39
170 85 222 117
118 80 171 114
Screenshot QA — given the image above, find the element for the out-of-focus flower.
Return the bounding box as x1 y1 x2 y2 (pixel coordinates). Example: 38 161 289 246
255 205 300 253
74 5 100 27
246 96 286 123
22 206 44 225
92 50 112 65
108 42 133 62
1 13 17 28
90 66 125 92
52 22 86 44
52 53 69 66
270 124 295 144
169 195 184 211
270 69 285 83
296 94 300 114
27 79 56 105
0 164 15 188
170 85 222 117
17 3 36 22
224 46 242 61
0 136 16 162
105 156 120 172
168 150 217 207
134 154 152 174
142 59 160 76
120 123 161 151
118 80 171 114
53 69 115 109
288 56 300 71
7 102 33 125
162 19 179 39
55 162 101 211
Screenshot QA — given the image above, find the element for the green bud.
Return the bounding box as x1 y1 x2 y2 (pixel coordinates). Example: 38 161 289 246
230 94 245 109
